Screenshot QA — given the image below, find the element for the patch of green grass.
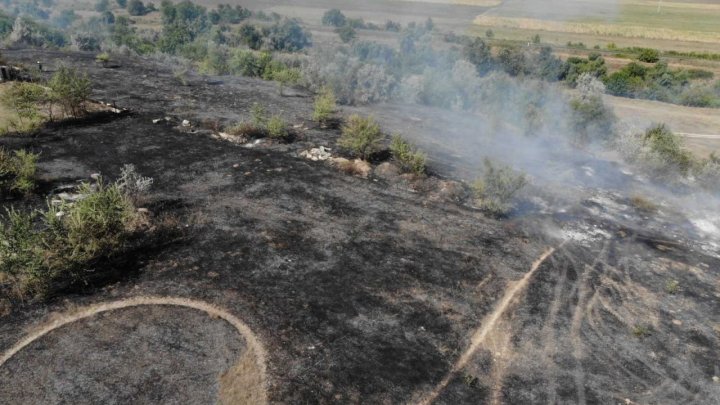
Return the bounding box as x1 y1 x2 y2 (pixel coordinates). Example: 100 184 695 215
665 280 680 295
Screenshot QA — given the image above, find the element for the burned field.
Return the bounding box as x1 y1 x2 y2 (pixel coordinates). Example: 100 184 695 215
0 49 719 404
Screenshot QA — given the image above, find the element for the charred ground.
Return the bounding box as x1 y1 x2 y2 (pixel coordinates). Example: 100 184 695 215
0 49 718 404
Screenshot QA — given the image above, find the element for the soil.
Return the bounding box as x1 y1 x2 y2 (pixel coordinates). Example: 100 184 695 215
0 49 718 404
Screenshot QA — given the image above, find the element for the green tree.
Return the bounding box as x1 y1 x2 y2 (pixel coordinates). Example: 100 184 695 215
463 37 493 75
336 25 356 43
127 0 147 16
322 9 346 27
95 0 110 12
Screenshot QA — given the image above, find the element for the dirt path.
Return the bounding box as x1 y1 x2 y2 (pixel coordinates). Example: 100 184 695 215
0 296 268 405
415 245 561 405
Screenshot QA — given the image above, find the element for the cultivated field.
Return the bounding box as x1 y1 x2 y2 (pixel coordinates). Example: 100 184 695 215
473 0 720 50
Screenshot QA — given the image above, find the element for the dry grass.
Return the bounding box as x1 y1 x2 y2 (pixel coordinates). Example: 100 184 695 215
473 15 720 43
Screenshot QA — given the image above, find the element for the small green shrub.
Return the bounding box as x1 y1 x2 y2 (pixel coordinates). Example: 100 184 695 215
0 175 146 299
313 86 337 123
637 48 660 63
632 324 652 338
0 148 39 194
390 135 426 175
251 103 268 127
48 66 92 118
472 159 528 215
95 52 110 66
338 115 383 160
665 280 679 295
643 124 694 174
266 115 288 139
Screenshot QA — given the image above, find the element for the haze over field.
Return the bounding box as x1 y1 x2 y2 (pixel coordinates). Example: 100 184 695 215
0 0 719 404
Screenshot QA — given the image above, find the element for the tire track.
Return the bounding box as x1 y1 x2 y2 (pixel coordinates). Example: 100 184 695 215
415 244 562 405
0 296 268 405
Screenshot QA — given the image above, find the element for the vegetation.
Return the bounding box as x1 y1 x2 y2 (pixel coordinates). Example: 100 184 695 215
312 87 337 124
0 82 48 133
665 280 680 295
629 195 658 214
472 159 528 215
251 103 267 128
632 324 652 338
95 52 111 67
389 135 426 175
0 174 146 299
266 115 288 139
48 66 92 118
0 148 39 194
338 115 383 160
322 9 347 28
642 124 693 175
336 25 357 44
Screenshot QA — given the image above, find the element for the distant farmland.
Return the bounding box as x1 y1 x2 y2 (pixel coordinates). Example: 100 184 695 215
472 0 720 48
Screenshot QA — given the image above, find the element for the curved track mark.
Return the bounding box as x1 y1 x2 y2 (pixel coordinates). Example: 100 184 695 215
0 296 268 405
416 245 561 405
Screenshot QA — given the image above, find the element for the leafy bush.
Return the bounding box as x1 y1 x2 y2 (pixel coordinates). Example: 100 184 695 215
462 37 493 75
322 9 346 27
637 48 660 63
313 86 337 123
127 0 149 16
48 66 92 118
0 148 39 194
643 124 693 174
266 115 288 139
251 103 267 127
390 135 426 175
564 53 607 86
569 92 615 144
209 4 250 25
233 24 263 50
336 25 357 43
472 159 528 215
9 16 67 48
0 175 146 299
338 115 383 159
96 52 111 66
0 82 48 131
263 18 311 52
